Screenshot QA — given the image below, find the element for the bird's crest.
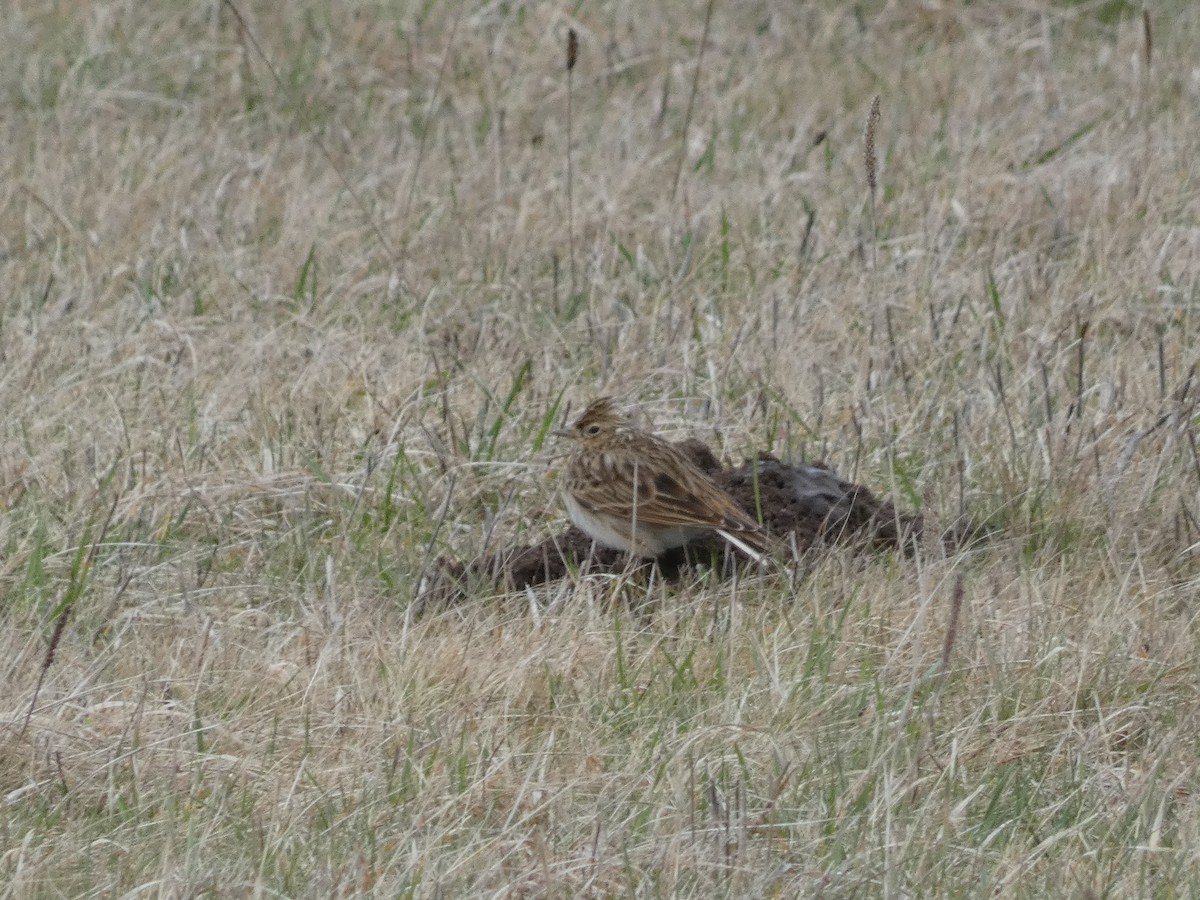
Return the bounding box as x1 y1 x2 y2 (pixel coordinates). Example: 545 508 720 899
558 396 628 441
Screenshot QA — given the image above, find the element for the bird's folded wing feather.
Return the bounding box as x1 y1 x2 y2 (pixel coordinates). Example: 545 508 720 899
582 463 760 533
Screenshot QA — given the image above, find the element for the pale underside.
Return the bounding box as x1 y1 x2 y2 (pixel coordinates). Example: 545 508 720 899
564 492 708 557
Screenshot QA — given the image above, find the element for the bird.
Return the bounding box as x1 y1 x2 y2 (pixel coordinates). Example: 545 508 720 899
553 397 767 562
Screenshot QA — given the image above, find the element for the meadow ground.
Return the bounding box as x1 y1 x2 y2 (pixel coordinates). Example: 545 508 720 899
2 1 1200 896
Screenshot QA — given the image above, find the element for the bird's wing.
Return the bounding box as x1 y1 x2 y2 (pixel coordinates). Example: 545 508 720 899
581 455 762 536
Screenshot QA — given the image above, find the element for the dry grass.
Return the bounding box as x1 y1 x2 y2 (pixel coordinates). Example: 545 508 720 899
3 1 1200 895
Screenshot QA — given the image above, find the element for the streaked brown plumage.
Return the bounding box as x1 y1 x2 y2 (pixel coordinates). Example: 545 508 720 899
554 397 766 561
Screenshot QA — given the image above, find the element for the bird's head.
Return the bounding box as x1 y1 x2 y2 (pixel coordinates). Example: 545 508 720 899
553 397 627 445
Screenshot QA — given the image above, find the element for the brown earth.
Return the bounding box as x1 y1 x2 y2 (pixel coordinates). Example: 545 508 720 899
423 439 928 604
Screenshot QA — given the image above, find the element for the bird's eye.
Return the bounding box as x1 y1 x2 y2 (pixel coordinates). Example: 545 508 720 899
584 423 602 437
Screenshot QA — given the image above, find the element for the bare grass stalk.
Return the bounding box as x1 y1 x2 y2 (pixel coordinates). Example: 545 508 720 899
20 494 119 737
566 28 579 295
671 0 716 203
221 0 398 267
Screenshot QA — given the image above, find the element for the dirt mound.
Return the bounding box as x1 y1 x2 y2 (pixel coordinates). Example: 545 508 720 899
421 439 924 604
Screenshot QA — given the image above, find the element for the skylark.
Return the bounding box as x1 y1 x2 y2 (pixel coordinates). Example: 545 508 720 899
554 397 766 561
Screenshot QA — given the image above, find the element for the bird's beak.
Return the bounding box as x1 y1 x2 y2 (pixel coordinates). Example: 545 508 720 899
552 428 574 439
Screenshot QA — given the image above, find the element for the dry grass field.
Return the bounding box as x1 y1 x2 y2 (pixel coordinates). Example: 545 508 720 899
3 0 1200 895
